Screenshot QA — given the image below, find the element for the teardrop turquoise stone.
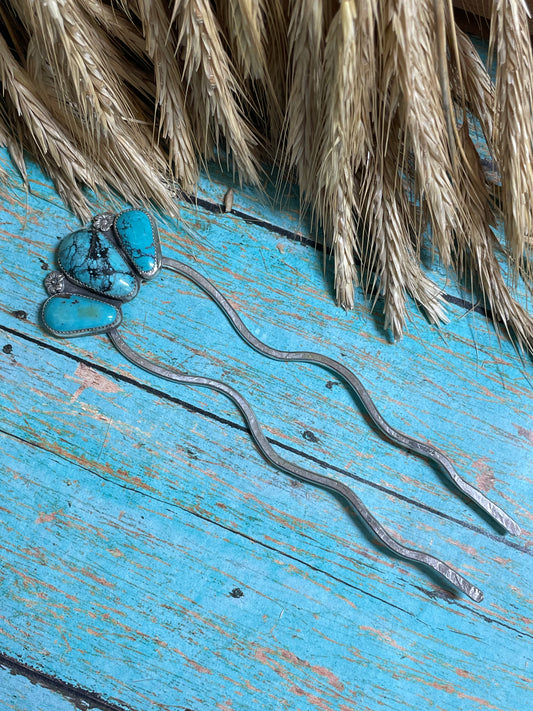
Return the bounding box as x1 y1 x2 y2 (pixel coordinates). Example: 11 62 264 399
58 229 139 301
114 209 161 279
42 294 122 337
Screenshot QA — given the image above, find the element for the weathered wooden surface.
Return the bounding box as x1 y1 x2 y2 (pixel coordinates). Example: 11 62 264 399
0 663 109 711
0 139 532 711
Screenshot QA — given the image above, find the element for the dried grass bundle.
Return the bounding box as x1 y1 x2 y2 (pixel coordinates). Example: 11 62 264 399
0 0 532 352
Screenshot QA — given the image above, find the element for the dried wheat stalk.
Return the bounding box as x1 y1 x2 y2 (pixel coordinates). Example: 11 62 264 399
360 114 446 338
220 0 267 82
11 0 123 137
0 31 101 197
313 0 376 308
284 0 323 198
135 0 198 190
171 0 259 182
389 0 458 265
456 123 533 350
491 0 533 266
452 26 495 144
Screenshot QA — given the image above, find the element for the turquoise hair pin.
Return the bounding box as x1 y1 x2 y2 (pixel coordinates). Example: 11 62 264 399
41 209 522 603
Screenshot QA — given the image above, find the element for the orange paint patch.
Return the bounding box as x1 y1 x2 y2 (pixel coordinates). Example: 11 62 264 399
21 547 45 560
494 556 511 565
188 659 211 675
472 458 495 493
515 425 533 445
216 701 234 711
431 681 455 693
68 362 121 402
279 650 344 691
115 468 155 492
254 648 269 664
80 567 115 588
107 548 124 558
290 685 331 710
86 627 103 637
36 509 62 524
311 665 344 692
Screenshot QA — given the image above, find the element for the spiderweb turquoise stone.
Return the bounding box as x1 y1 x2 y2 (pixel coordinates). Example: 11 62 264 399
114 209 161 279
42 209 162 338
58 229 138 301
42 293 122 337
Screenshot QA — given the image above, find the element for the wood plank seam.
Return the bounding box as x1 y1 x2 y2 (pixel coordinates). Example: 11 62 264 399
1 417 531 649
181 191 317 246
183 190 494 318
3 412 532 625
1 149 531 710
0 426 416 620
0 655 133 711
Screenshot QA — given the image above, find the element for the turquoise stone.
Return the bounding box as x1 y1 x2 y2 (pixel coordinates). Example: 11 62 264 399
114 209 161 279
58 229 139 301
42 294 121 337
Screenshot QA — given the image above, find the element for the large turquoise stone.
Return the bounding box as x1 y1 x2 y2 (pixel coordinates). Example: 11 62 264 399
42 293 122 338
114 209 161 279
58 229 139 301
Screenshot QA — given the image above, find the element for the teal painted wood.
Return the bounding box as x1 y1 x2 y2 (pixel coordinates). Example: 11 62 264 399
0 427 531 711
0 145 532 711
0 664 110 711
1 160 530 530
2 127 528 314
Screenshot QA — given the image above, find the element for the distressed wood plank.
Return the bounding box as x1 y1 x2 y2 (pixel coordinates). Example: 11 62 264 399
1 97 528 314
0 118 532 710
0 662 118 711
0 431 531 711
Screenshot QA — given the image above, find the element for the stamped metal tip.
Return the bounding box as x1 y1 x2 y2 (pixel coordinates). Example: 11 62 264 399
504 518 522 537
469 587 484 604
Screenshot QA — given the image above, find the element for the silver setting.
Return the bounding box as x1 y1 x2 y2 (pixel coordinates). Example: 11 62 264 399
92 213 115 232
44 271 65 296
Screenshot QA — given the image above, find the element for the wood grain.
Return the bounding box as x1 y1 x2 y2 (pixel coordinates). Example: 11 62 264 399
0 141 532 711
0 662 116 711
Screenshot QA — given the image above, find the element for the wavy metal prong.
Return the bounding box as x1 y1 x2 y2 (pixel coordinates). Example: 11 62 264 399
161 258 520 537
108 328 484 603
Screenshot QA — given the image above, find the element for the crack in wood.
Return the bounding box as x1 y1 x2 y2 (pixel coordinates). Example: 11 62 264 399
0 654 136 711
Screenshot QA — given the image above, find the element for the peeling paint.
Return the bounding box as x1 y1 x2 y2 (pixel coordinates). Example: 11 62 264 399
68 363 121 402
473 458 495 493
